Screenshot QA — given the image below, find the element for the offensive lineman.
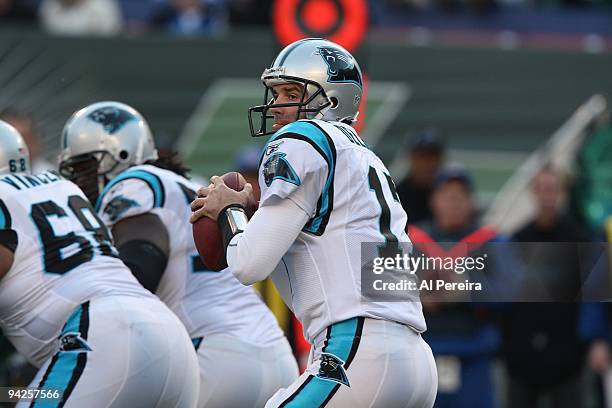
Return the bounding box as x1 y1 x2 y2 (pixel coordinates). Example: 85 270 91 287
58 102 298 408
0 120 199 407
191 38 438 407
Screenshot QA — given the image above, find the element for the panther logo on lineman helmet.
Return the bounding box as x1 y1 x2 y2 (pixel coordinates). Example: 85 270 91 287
88 107 137 135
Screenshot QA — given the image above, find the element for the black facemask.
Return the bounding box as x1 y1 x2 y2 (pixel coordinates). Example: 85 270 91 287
58 153 109 205
247 76 330 138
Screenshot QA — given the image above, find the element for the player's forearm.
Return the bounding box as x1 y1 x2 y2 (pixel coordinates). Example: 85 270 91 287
227 196 308 285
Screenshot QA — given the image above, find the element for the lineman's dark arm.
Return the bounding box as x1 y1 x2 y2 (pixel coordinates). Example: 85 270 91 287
111 214 170 293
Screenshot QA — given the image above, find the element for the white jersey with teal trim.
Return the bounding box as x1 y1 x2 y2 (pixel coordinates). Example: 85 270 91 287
0 171 152 367
96 164 284 344
259 119 426 343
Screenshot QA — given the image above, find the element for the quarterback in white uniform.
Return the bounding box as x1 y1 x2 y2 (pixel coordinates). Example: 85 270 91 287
0 121 199 407
191 38 438 407
58 102 298 408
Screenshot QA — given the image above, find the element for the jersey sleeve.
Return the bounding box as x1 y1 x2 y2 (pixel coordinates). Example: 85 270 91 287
96 170 165 226
259 121 336 235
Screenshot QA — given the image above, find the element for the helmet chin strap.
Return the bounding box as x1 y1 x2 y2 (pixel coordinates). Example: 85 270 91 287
306 93 332 120
308 110 327 121
134 132 145 165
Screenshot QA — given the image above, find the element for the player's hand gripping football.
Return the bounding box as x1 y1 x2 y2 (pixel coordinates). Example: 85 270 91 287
190 175 255 223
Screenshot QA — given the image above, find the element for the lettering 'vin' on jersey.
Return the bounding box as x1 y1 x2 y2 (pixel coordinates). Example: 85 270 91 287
258 119 426 343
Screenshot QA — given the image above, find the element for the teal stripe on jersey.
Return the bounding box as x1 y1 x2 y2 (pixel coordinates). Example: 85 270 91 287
280 375 338 408
322 318 360 363
31 353 82 408
280 317 363 407
32 303 90 407
0 199 10 229
271 121 336 235
96 169 165 211
62 304 83 335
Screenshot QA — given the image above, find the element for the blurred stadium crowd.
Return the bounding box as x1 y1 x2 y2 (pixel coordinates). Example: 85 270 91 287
1 0 612 38
1 1 612 408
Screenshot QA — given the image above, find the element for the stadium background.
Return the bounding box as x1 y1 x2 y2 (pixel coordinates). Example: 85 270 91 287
1 0 612 406
2 28 612 202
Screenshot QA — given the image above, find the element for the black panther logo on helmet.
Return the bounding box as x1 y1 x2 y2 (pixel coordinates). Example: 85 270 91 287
88 107 137 135
315 46 362 87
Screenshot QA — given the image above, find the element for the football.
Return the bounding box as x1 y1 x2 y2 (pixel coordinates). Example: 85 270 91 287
192 171 247 271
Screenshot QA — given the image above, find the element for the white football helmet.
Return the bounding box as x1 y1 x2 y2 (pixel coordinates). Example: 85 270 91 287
58 101 157 203
248 38 363 137
0 120 30 175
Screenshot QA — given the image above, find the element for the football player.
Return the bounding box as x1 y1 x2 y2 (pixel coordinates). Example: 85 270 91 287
190 38 438 407
58 102 298 408
0 120 199 407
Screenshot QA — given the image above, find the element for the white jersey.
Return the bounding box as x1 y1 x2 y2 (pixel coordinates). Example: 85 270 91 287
0 171 152 367
258 119 426 343
96 164 283 344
